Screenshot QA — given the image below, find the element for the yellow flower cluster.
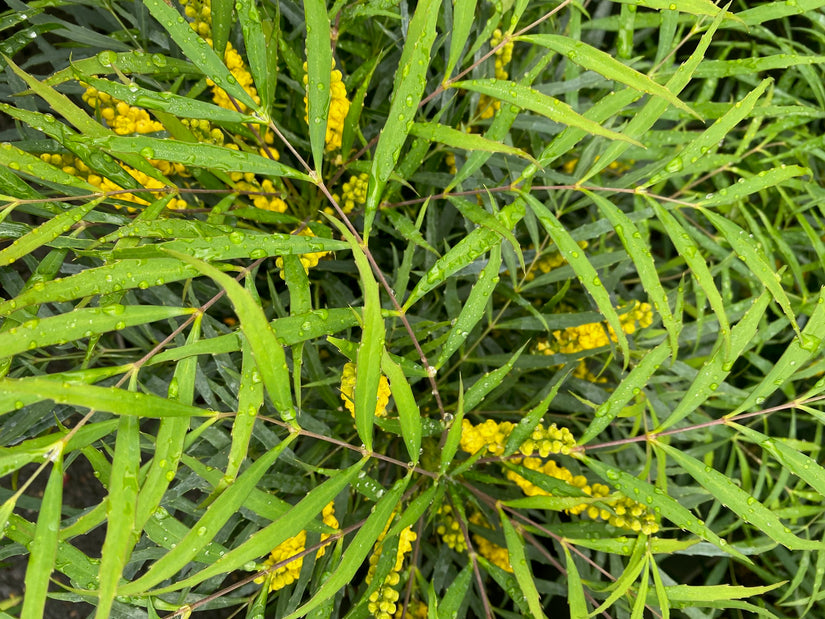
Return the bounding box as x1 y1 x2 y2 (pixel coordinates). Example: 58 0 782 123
40 153 187 211
562 156 634 175
394 600 428 619
536 300 654 355
180 120 282 212
505 458 659 534
304 61 351 152
339 362 391 418
522 241 587 282
256 501 339 592
274 227 330 279
476 29 513 120
436 504 467 552
181 0 260 112
458 419 659 534
490 29 514 80
366 523 417 619
82 86 164 135
445 152 456 175
211 42 261 112
436 504 512 572
572 360 607 384
458 419 576 458
330 173 369 215
469 511 512 573
180 0 211 37
505 457 595 501
181 118 224 145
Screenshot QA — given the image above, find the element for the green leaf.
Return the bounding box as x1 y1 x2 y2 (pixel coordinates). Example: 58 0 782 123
409 122 536 163
135 318 200 529
142 459 367 594
732 424 825 499
0 421 117 478
579 339 671 444
439 378 464 475
738 0 824 25
46 51 198 85
701 208 800 337
610 0 734 18
589 538 648 617
438 563 472 619
404 199 525 309
81 76 258 124
584 189 679 353
142 0 259 112
648 199 730 355
464 344 526 412
699 165 809 208
664 582 785 602
521 35 698 119
90 135 311 181
118 437 295 594
236 0 274 110
436 242 501 368
655 290 770 432
325 215 385 451
523 192 630 364
445 0 477 78
630 563 650 619
210 0 232 57
0 259 200 316
163 249 296 424
448 197 523 266
114 231 347 261
95 415 140 618
581 455 750 562
656 442 821 550
304 0 332 172
365 0 442 235
649 79 771 185
451 79 642 146
223 338 265 486
652 561 671 619
283 473 411 619
381 352 422 463
503 368 571 457
0 377 214 418
3 55 168 183
578 7 727 181
499 509 546 619
0 305 193 358
0 198 103 267
564 545 589 619
20 452 63 619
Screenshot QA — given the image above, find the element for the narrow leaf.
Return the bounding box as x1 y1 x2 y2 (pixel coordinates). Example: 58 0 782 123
656 442 821 550
521 34 698 118
452 79 642 146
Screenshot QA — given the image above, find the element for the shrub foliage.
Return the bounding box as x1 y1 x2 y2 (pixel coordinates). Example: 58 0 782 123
2 0 825 617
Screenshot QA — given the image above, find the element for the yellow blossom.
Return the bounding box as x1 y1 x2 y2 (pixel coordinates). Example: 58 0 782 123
436 504 467 552
458 418 576 458
304 61 351 152
469 511 512 572
536 300 654 355
82 86 163 135
366 519 417 619
274 227 330 279
339 362 391 418
255 502 338 592
329 173 368 215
